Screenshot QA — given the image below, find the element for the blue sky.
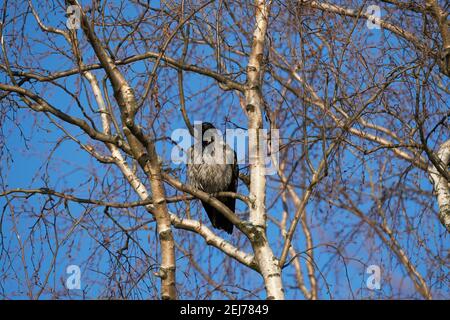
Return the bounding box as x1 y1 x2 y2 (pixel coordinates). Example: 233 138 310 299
0 1 448 299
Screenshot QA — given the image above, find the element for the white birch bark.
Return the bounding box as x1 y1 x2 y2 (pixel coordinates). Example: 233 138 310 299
83 71 177 299
245 0 285 299
428 139 450 232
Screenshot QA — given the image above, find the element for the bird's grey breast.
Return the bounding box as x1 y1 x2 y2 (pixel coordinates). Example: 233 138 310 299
187 142 235 193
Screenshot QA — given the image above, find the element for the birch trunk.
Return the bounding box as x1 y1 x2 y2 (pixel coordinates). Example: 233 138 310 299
429 139 450 232
69 0 177 299
245 0 285 300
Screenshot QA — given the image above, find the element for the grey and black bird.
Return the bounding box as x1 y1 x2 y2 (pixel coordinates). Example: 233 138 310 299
187 122 238 234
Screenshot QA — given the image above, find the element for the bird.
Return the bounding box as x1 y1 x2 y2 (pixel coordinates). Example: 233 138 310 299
187 122 238 234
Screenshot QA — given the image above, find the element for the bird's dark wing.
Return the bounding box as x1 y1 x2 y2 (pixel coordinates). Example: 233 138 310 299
201 151 238 234
223 151 239 214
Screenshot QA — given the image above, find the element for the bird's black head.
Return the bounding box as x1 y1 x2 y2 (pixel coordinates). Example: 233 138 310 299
201 122 216 135
200 122 218 146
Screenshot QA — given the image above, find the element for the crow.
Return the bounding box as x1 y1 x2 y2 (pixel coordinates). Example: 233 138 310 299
187 122 238 234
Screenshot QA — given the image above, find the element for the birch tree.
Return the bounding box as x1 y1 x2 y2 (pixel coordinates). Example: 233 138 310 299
0 0 448 300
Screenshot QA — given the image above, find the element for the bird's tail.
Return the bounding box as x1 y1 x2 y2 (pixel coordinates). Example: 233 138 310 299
201 200 234 234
